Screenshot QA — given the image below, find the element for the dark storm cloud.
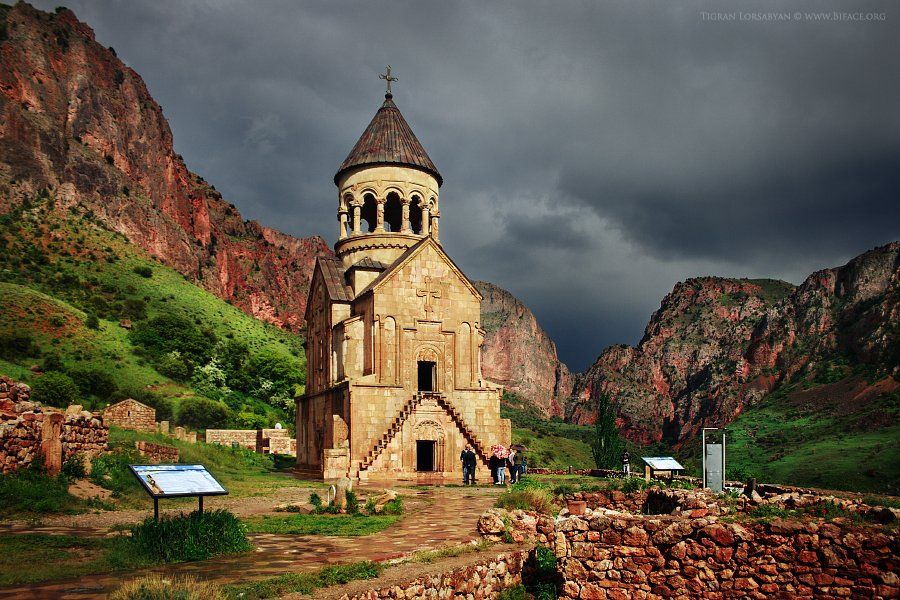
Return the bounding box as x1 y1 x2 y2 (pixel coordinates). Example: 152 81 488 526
32 0 900 370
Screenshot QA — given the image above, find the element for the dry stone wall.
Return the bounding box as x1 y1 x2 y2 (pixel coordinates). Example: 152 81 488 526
335 550 528 599
0 377 107 474
135 440 179 463
480 485 899 599
205 429 258 449
554 512 898 599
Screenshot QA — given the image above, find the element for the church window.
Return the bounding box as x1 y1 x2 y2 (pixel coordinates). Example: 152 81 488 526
361 193 377 232
417 360 436 391
409 195 423 234
384 192 402 232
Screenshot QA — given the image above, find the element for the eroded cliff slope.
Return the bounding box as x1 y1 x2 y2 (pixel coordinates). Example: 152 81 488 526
568 242 900 445
0 3 331 330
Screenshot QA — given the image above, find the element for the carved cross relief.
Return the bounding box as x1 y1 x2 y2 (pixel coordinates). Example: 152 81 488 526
416 276 442 316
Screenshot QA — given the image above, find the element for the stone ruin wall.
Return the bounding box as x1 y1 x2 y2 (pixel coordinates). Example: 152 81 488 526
62 410 108 463
553 512 898 599
135 440 179 463
205 429 258 449
205 427 296 456
335 549 528 599
479 487 899 599
0 376 108 474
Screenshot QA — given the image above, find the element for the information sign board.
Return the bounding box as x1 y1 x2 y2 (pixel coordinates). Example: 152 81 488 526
129 464 227 498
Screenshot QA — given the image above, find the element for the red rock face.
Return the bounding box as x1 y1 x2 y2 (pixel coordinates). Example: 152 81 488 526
569 242 900 444
0 3 332 330
476 281 573 417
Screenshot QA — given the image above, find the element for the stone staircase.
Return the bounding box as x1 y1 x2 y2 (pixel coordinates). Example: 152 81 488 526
357 392 491 473
358 393 425 473
433 395 491 466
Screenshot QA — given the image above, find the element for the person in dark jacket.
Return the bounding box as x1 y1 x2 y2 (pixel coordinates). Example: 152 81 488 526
460 445 477 485
488 453 500 484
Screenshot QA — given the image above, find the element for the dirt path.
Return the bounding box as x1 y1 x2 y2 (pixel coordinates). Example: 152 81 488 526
0 485 502 599
1 484 321 536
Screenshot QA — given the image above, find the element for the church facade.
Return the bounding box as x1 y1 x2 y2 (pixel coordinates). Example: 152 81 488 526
295 87 510 482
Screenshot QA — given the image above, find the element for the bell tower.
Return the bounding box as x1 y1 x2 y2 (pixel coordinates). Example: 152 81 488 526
333 68 442 270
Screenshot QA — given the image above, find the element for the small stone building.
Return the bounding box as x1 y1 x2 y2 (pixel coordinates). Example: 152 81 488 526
296 87 510 482
103 398 156 432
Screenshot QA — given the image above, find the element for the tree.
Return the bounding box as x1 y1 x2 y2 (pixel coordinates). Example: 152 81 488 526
30 371 79 407
589 393 624 470
68 366 117 401
178 397 230 429
130 314 215 365
85 313 100 330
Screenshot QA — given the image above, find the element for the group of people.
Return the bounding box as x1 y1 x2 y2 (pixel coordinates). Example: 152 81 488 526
459 444 526 486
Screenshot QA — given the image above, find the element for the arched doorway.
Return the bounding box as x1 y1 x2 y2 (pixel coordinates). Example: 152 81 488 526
414 420 445 472
416 347 440 392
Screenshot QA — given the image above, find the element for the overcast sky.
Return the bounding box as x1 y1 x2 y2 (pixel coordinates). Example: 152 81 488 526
34 0 900 371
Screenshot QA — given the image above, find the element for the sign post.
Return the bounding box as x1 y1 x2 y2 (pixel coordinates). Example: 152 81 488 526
129 464 228 520
702 428 726 492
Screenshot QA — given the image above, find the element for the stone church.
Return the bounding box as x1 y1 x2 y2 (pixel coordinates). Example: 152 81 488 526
295 84 510 482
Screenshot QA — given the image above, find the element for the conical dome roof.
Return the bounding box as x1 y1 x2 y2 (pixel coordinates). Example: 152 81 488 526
335 94 442 186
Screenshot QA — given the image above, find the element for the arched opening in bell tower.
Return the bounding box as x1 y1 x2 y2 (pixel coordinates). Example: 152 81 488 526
360 192 377 232
409 195 423 234
384 192 403 232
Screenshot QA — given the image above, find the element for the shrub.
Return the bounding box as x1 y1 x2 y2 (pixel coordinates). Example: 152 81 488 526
41 351 64 373
85 313 100 330
129 510 252 562
526 545 560 600
61 455 87 480
496 489 554 514
345 490 360 515
309 492 323 510
29 371 79 407
380 496 404 515
178 397 230 429
0 331 39 359
90 451 143 498
110 574 226 600
156 350 191 382
132 265 153 278
68 366 117 401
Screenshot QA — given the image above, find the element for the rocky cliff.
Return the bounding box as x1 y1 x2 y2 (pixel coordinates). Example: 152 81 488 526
568 242 900 445
477 281 573 417
0 3 331 330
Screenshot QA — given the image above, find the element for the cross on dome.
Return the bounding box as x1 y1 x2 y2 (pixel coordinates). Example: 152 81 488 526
379 65 398 96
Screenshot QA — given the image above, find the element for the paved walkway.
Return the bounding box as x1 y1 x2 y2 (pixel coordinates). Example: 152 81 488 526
0 485 501 599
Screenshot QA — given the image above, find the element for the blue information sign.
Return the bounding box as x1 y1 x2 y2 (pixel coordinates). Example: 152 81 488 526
129 464 228 519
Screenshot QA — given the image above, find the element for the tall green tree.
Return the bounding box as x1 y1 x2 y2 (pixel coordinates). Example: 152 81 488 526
590 393 624 470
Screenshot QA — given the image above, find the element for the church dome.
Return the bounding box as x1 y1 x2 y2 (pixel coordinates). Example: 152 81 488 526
335 93 442 187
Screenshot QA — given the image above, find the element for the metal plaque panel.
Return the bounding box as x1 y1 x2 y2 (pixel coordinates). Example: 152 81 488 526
130 464 227 498
642 456 685 471
705 444 723 493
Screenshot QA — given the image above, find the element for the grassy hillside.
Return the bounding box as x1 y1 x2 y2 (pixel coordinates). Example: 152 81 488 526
502 401 595 470
0 194 305 428
724 374 899 495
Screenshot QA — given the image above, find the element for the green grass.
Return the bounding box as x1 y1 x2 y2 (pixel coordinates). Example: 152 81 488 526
0 465 83 517
129 510 252 562
0 534 152 586
725 379 900 494
224 561 382 599
92 426 319 510
245 513 401 536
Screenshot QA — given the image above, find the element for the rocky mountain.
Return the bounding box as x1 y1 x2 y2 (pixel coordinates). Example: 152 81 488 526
476 281 573 417
0 3 331 331
568 242 900 445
